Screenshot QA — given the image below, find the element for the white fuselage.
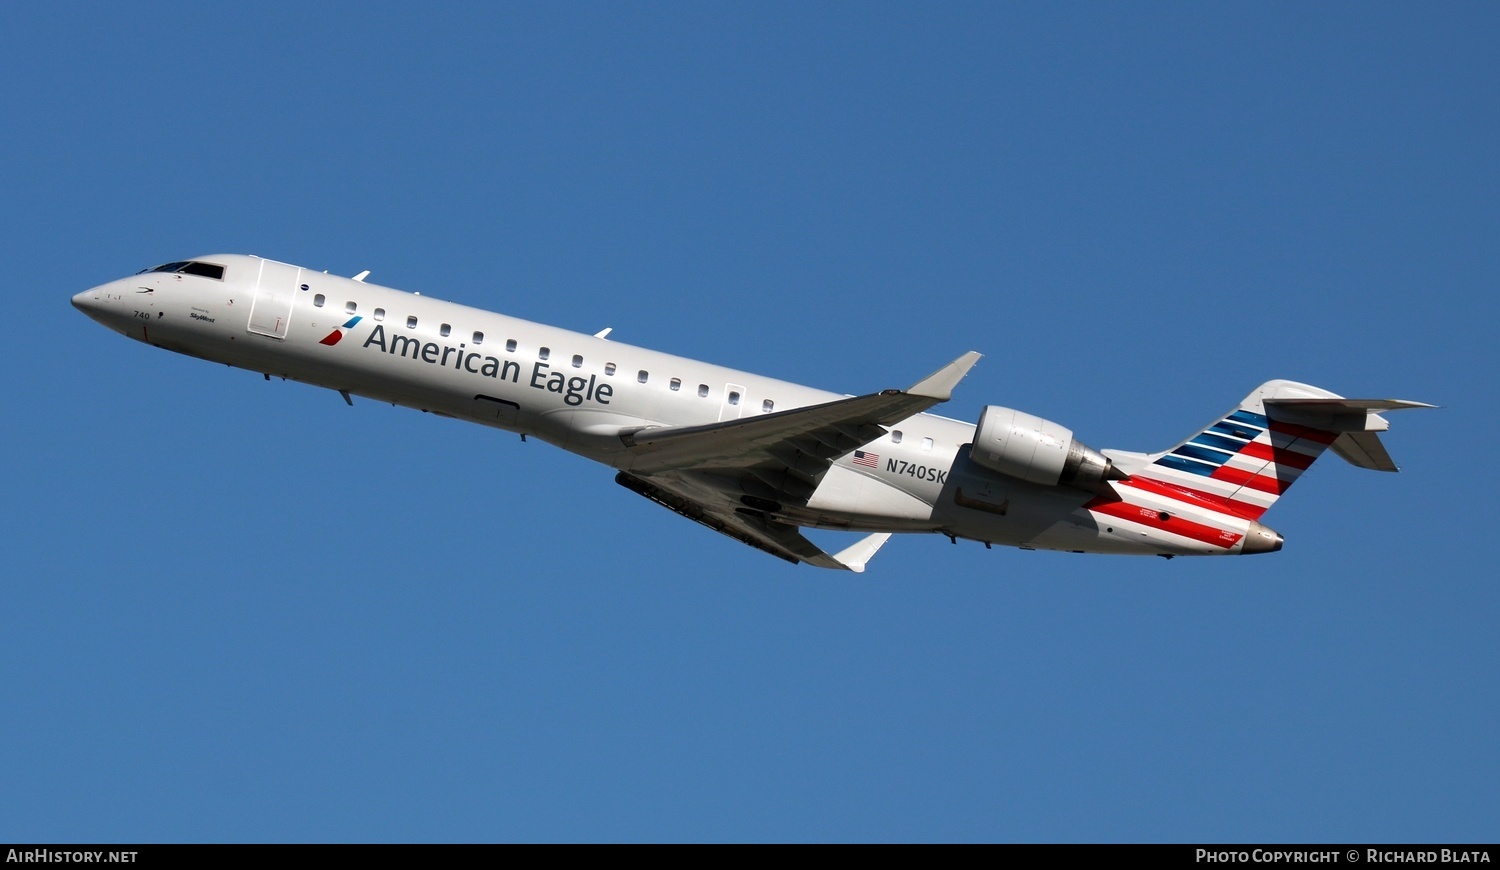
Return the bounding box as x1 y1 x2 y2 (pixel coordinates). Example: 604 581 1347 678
73 254 1273 559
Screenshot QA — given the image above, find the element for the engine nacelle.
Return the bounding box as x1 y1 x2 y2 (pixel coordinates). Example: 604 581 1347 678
971 405 1119 492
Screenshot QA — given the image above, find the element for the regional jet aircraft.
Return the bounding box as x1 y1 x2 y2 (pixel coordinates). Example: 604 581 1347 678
72 255 1432 571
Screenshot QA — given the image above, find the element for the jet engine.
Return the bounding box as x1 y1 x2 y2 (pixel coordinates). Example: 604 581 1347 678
970 405 1122 492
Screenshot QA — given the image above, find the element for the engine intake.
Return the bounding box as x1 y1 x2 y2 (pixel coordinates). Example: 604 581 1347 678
971 405 1121 492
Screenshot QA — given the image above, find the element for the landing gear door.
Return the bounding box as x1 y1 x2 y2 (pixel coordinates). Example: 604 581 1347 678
247 258 300 339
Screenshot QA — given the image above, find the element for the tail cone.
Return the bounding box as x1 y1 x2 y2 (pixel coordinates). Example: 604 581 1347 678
1241 522 1284 555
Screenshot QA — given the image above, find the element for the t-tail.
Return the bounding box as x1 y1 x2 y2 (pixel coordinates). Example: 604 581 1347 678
1118 379 1434 530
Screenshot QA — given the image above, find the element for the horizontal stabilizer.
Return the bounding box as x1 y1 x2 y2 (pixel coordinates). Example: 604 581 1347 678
1265 397 1435 431
1264 398 1436 413
1265 395 1433 472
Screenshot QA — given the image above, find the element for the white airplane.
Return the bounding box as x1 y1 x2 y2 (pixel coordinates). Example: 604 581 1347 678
72 255 1432 571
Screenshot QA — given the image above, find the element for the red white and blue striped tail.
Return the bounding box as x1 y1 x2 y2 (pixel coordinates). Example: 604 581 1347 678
1123 380 1433 521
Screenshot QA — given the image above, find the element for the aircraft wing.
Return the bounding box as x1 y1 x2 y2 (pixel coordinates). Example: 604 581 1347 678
612 352 978 569
619 352 981 503
616 472 891 571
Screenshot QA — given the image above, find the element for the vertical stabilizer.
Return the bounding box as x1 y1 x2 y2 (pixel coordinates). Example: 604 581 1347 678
1127 381 1427 520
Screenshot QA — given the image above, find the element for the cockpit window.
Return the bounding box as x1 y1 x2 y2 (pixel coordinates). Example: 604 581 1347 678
138 261 225 280
178 262 225 279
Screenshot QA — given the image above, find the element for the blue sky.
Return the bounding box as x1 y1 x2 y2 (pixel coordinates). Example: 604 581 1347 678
2 2 1495 842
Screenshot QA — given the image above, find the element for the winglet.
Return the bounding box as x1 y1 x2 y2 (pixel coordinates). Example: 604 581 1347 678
352 270 371 283
832 532 893 573
907 351 982 401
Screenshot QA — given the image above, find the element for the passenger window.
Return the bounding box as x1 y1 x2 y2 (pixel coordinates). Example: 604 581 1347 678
922 437 933 451
505 339 517 352
698 384 709 398
345 301 357 314
440 323 451 337
406 316 417 329
539 347 550 360
374 308 385 321
762 400 774 413
891 430 903 444
638 370 649 384
472 331 483 344
313 294 325 308
728 391 740 405
571 354 583 368
604 363 616 376
670 378 681 391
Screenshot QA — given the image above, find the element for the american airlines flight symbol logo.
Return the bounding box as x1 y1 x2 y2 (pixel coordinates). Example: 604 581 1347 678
319 316 363 346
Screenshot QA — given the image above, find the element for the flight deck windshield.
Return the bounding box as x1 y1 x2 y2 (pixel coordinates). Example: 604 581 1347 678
138 261 225 280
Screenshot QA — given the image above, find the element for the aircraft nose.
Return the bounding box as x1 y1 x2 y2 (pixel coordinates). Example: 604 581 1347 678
71 285 116 326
